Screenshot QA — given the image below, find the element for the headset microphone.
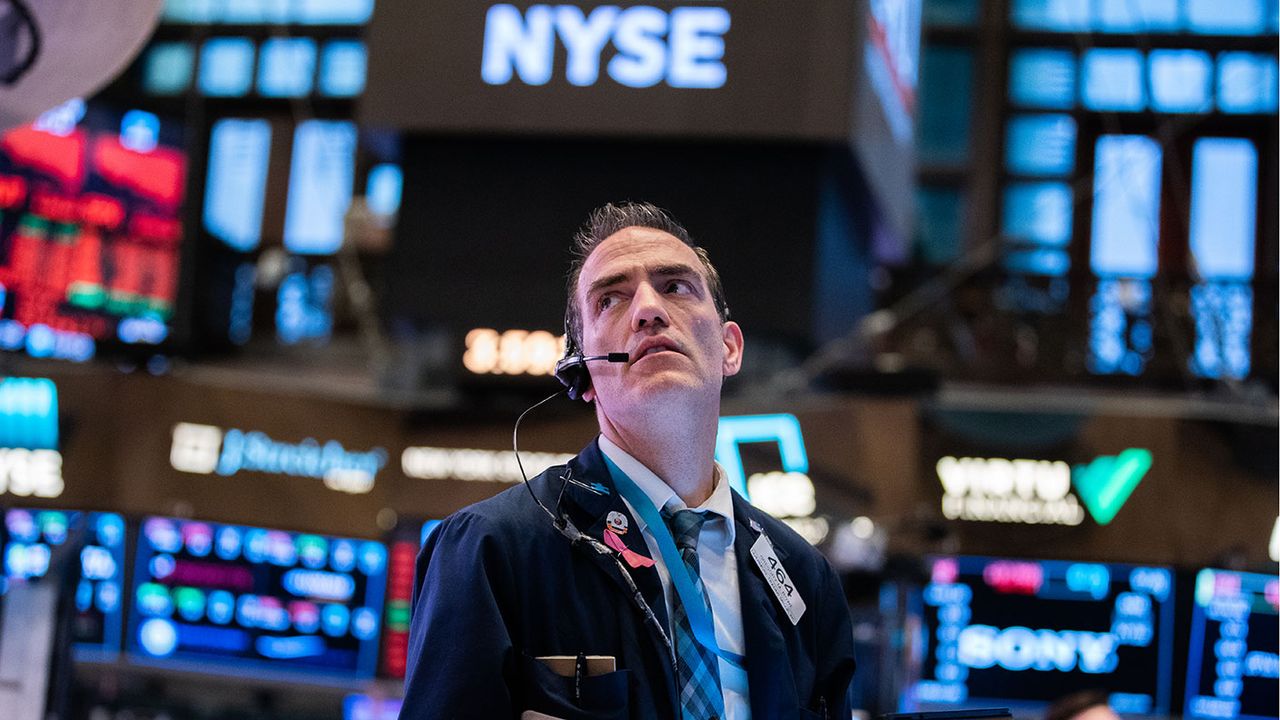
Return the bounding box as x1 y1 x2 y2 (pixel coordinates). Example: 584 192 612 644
553 352 629 401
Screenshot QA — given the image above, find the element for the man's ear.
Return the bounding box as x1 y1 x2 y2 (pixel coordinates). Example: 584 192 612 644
721 321 744 377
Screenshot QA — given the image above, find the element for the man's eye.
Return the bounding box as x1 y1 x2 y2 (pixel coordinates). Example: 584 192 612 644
665 280 692 294
597 295 616 311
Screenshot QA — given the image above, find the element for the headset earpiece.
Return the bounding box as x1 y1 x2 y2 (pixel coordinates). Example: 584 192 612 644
555 333 591 401
554 354 591 401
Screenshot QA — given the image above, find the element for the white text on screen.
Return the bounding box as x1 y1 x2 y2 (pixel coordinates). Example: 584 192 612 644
481 4 731 88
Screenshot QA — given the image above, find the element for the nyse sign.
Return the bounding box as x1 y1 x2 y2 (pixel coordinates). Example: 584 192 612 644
482 4 731 88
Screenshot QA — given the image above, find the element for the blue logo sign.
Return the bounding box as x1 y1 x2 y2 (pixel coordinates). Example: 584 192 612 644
715 414 809 499
0 378 58 449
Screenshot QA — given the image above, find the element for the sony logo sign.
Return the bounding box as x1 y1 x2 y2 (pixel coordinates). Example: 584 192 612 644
481 4 731 88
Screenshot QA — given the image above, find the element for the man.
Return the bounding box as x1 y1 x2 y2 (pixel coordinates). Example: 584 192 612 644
402 203 856 719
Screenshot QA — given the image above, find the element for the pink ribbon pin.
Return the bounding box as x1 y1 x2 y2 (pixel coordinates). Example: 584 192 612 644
603 528 655 569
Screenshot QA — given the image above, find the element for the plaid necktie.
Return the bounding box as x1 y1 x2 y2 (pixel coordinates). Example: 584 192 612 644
662 507 725 720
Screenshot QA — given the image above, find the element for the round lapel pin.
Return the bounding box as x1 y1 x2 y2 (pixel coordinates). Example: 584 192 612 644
605 511 629 535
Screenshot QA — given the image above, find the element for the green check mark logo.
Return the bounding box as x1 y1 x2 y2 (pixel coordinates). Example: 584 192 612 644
1072 448 1152 525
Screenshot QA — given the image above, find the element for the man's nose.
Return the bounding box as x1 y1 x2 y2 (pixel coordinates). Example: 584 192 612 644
630 282 670 331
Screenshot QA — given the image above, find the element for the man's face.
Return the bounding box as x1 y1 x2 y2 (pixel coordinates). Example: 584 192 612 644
575 226 743 410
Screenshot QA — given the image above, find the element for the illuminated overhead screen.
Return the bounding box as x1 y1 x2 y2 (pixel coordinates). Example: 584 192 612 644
2 509 127 658
1184 569 1278 720
127 517 388 681
364 0 871 141
0 102 187 359
906 555 1176 715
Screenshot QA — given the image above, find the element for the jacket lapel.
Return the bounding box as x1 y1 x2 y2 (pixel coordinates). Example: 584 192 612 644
732 492 799 717
557 441 678 711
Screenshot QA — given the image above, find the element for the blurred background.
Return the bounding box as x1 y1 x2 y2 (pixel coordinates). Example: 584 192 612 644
0 0 1275 718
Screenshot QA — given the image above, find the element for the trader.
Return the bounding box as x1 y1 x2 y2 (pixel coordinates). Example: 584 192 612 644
401 203 856 719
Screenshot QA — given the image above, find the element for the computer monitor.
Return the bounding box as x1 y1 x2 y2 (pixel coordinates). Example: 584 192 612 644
2 509 127 658
126 516 388 681
905 555 1176 716
1184 568 1278 720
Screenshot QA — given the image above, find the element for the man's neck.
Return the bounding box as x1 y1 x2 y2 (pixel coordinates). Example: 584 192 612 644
598 403 720 508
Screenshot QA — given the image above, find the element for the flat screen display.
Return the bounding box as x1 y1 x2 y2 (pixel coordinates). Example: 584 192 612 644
2 509 127 657
282 120 355 256
0 101 186 358
203 118 272 252
127 517 388 681
906 555 1176 715
1184 569 1279 720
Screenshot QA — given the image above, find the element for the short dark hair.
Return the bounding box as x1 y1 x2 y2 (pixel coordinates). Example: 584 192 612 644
564 202 729 352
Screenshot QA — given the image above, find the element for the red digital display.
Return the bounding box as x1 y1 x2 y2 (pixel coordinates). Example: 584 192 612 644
381 538 416 678
0 104 186 355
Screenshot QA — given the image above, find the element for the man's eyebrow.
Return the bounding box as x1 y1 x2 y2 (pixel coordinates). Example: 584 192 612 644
585 264 704 298
586 272 629 297
651 263 700 279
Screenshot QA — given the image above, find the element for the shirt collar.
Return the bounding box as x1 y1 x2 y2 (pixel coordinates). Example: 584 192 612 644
598 434 736 545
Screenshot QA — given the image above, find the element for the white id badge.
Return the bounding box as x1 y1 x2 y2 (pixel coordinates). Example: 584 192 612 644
750 533 807 625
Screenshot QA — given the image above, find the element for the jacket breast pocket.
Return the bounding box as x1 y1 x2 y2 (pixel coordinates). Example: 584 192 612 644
518 652 631 720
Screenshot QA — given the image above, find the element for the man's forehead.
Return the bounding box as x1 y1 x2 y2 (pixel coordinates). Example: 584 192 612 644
578 227 704 287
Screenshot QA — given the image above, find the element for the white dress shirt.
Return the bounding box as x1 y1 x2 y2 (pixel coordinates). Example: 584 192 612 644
598 435 751 720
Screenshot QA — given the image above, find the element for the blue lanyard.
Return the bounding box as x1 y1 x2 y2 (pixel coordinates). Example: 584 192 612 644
603 455 746 669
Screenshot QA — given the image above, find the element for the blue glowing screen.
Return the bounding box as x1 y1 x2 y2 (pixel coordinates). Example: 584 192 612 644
2 509 127 657
365 163 402 218
204 118 272 252
1190 138 1257 280
1187 0 1269 34
319 40 367 97
907 555 1176 714
1094 0 1180 32
257 37 317 97
1184 569 1278 720
1090 135 1162 278
162 0 373 25
1149 50 1212 113
127 516 387 680
1089 279 1154 376
1083 49 1146 111
283 120 356 255
1011 0 1090 31
1005 115 1077 176
296 0 374 25
144 42 195 95
1190 283 1253 380
1218 53 1279 114
1003 182 1072 248
1005 249 1070 277
198 38 255 97
1012 0 1271 33
1009 49 1076 109
276 264 334 345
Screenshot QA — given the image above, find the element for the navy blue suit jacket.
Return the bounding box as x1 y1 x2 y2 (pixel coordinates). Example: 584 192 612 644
401 440 856 719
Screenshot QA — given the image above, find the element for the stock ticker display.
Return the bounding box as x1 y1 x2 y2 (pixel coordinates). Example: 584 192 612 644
1184 569 1279 720
2 509 127 657
0 101 185 359
909 556 1175 715
127 517 387 681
